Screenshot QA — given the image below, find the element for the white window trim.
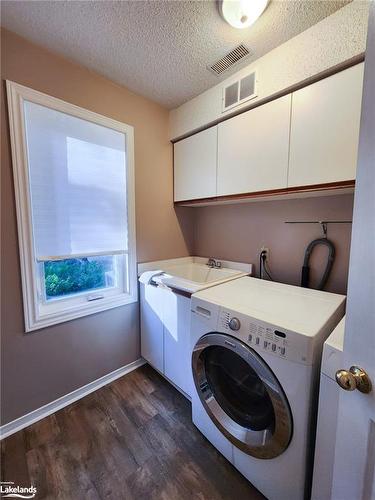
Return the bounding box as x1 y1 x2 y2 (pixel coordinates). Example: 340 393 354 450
6 81 138 332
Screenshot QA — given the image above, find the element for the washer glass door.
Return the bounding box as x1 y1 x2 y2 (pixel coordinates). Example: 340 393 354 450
192 333 293 459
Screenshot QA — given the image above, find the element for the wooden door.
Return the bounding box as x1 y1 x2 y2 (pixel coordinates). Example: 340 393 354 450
331 6 375 500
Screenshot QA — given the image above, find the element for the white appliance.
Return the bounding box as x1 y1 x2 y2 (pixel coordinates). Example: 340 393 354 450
311 318 345 500
190 277 345 500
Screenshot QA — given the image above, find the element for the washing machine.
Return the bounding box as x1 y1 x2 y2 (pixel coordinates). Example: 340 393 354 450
190 277 345 500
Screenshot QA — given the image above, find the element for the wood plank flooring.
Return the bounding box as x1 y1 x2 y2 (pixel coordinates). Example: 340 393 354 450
1 364 265 500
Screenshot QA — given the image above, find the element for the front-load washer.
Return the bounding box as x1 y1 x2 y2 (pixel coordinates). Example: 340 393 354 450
190 277 345 500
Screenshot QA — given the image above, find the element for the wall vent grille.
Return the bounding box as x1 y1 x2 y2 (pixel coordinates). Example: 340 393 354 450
209 44 251 76
222 71 257 112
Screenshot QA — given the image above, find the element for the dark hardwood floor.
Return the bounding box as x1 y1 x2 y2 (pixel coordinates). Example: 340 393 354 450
1 364 265 500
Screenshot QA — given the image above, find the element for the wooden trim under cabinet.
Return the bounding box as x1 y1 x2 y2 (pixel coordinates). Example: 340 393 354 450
174 180 355 207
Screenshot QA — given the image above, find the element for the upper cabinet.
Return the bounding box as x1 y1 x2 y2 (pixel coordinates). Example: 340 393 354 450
174 126 217 201
217 95 291 196
288 63 364 187
173 63 364 204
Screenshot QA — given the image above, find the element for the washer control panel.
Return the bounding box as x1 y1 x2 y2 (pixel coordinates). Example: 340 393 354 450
248 322 287 358
218 308 311 364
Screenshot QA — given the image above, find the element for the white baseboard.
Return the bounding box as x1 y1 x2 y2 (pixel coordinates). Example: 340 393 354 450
0 358 146 440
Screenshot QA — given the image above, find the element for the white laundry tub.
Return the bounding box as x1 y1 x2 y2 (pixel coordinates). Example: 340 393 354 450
138 257 252 397
139 256 251 294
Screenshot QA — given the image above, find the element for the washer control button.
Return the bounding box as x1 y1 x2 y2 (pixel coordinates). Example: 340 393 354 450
255 337 260 345
272 343 276 352
264 340 268 349
228 317 241 331
280 347 286 356
248 334 252 342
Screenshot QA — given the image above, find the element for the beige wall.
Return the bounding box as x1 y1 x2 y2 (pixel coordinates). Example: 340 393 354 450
193 194 354 295
0 29 193 425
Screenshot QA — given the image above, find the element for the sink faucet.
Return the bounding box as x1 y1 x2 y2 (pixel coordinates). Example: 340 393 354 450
207 258 222 268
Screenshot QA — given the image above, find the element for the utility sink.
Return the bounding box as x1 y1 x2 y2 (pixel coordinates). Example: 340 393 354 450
138 256 252 294
138 256 252 398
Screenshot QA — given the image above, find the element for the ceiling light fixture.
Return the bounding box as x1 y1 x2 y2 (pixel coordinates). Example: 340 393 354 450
219 0 269 29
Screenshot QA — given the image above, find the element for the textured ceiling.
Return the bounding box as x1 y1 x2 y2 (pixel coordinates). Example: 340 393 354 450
1 0 350 109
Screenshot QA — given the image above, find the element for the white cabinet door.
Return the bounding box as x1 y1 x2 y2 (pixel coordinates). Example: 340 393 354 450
217 95 291 196
288 63 364 187
174 126 217 201
140 284 164 373
141 283 193 397
163 291 192 397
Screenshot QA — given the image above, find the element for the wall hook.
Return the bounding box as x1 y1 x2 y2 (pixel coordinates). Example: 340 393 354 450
320 221 328 239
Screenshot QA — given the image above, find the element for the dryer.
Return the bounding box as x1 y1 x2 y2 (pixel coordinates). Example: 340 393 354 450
190 277 345 500
311 318 346 500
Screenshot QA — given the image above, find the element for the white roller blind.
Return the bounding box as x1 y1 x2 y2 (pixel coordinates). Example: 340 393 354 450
23 100 128 260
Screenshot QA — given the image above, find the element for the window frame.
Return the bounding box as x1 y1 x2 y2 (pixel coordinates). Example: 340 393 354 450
6 81 137 332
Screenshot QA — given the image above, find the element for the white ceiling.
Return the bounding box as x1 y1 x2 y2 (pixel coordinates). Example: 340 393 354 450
1 0 350 109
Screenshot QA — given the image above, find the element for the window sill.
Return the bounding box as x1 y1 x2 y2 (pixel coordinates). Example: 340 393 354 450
25 292 138 332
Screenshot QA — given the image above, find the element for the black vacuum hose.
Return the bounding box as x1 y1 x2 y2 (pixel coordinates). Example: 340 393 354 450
301 238 335 290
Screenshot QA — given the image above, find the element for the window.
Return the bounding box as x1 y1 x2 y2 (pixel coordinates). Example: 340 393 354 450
7 81 137 331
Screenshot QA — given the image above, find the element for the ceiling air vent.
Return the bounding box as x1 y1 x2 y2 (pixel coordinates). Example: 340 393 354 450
222 70 257 112
209 44 251 76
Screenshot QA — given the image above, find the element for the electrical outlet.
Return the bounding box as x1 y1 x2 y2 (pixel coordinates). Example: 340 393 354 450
260 246 270 260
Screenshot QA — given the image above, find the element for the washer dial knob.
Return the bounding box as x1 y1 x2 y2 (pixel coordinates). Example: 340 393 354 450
228 317 241 331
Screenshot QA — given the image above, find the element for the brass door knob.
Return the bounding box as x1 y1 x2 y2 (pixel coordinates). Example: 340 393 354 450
335 366 372 394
